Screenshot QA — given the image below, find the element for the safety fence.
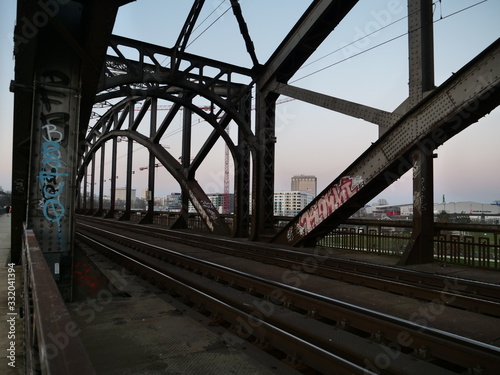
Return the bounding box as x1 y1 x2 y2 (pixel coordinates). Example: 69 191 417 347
82 210 500 270
319 220 500 269
23 229 95 375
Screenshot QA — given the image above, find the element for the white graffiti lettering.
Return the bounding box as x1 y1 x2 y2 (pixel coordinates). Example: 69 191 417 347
296 176 363 236
37 123 68 225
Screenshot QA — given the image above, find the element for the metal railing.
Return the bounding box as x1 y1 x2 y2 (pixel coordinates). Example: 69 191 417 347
319 219 500 269
319 225 411 257
23 229 96 375
79 210 500 269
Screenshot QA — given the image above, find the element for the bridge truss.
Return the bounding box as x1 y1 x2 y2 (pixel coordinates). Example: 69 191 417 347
10 0 500 298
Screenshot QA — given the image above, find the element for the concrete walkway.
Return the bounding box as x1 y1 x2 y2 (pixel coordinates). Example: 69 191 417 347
0 214 24 374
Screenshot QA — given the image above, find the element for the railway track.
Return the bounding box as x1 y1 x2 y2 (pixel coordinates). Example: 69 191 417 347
76 216 500 317
75 217 500 375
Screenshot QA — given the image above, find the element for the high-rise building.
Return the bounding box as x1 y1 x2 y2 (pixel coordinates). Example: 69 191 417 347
291 175 317 196
188 193 234 214
115 187 136 202
274 191 314 217
165 193 182 211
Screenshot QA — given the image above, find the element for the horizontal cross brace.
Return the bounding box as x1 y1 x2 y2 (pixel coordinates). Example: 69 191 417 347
271 82 401 128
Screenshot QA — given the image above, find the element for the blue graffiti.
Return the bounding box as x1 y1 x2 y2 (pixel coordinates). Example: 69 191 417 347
38 124 68 225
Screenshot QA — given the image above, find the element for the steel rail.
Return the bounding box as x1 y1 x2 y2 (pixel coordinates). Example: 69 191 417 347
76 223 500 374
76 216 500 312
75 231 377 375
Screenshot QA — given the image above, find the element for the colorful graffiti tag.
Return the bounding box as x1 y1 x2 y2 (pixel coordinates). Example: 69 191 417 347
36 70 71 226
39 123 68 224
294 176 363 238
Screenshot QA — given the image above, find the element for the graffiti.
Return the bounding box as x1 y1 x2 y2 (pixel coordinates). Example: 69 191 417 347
296 176 363 236
73 262 105 296
38 124 69 224
36 70 71 226
412 158 420 178
189 195 215 232
14 179 24 193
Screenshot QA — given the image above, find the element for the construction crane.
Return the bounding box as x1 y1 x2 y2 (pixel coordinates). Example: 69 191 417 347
223 126 230 214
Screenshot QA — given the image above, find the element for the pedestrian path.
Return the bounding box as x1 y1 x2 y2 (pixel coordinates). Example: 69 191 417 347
0 214 24 374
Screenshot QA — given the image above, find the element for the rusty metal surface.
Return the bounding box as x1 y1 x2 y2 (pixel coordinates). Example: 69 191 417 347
76 218 500 374
23 229 95 375
77 216 500 313
68 249 296 375
273 38 500 247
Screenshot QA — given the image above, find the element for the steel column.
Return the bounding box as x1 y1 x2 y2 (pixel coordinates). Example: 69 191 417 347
95 144 106 216
82 169 88 213
251 90 277 240
400 149 435 264
119 102 135 221
88 153 96 213
25 2 83 299
141 98 158 224
181 102 193 227
172 101 193 229
105 137 118 218
229 0 259 67
400 0 436 265
233 93 251 237
171 0 206 74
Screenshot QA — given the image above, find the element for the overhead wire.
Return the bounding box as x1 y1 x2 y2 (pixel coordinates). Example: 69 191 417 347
187 4 232 48
291 0 488 84
159 1 230 67
101 0 490 165
191 0 227 34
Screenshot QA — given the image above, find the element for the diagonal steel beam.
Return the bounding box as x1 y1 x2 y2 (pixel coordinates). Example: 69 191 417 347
272 38 500 246
271 82 401 129
188 113 233 179
171 0 205 73
79 130 231 235
259 0 358 88
229 0 259 67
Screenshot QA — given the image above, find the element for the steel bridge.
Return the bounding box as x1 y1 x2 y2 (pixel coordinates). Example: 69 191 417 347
7 0 500 372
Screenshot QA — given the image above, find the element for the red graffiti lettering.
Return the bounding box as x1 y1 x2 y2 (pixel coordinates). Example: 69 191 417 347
297 176 362 235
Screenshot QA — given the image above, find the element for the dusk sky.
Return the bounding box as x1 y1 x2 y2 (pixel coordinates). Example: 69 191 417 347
1 0 499 206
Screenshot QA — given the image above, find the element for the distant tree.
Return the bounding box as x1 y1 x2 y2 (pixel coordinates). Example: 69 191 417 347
133 197 147 210
376 198 389 206
115 199 126 210
0 190 12 208
436 210 450 223
455 212 471 224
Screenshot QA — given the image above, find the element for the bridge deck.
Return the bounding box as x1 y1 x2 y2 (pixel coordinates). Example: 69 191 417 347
69 220 500 374
68 242 299 375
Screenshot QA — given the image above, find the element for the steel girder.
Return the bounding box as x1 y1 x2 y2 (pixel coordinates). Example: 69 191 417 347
102 35 252 93
80 92 252 235
272 38 500 246
11 0 127 288
82 30 258 235
270 83 402 132
171 0 206 75
399 0 436 265
10 0 129 299
258 0 359 89
251 0 359 239
80 129 229 236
